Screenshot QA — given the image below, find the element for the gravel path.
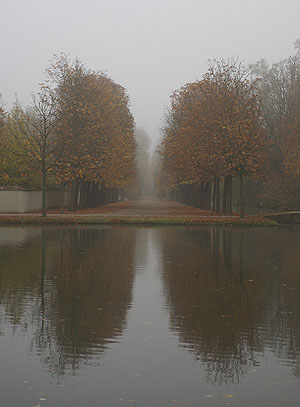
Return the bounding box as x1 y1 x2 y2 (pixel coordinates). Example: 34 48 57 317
0 197 217 218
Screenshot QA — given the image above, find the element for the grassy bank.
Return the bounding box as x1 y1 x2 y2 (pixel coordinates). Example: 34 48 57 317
0 215 278 227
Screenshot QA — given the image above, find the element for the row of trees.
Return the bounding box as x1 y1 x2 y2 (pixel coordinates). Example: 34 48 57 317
158 59 266 218
158 40 300 217
0 55 136 215
248 41 300 209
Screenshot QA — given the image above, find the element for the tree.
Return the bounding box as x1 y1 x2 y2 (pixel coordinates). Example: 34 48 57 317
249 40 300 209
1 55 136 213
5 91 60 216
204 59 266 217
158 59 266 218
46 54 136 211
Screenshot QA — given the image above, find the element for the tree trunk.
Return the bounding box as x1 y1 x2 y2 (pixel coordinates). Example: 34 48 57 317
212 177 216 212
205 181 212 210
195 186 200 207
181 185 185 203
90 183 99 207
227 175 232 214
79 181 88 210
190 185 195 206
199 183 204 208
86 182 92 207
69 178 79 211
104 186 109 205
113 187 119 203
222 176 228 214
191 184 196 206
239 174 244 219
60 182 65 214
98 185 105 205
215 176 220 214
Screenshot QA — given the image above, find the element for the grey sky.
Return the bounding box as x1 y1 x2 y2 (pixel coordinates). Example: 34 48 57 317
1 0 299 144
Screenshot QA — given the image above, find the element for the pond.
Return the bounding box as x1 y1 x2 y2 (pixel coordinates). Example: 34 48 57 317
0 226 300 406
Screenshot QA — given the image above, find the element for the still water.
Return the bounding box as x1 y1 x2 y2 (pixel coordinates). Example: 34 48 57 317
0 226 300 406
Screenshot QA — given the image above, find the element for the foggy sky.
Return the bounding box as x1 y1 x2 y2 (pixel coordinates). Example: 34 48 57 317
1 0 300 144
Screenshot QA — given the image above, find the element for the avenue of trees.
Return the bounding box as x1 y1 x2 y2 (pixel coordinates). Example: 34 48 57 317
158 40 300 217
135 127 154 196
0 55 136 215
1 41 300 217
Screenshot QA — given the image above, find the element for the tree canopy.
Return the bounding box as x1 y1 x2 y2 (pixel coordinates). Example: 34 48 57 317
0 55 137 214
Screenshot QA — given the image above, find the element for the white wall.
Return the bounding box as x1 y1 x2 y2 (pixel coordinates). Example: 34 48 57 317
0 190 69 213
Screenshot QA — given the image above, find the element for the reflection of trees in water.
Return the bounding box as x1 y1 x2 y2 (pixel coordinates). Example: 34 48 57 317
0 230 44 327
261 228 300 379
160 227 300 384
0 227 135 376
2 226 300 380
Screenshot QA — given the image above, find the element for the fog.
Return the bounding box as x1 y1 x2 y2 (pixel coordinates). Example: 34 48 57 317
1 0 300 144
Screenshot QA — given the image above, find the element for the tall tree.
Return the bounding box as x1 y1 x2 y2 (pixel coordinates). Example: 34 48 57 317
47 55 136 210
250 40 300 209
204 59 266 217
158 59 266 218
5 92 60 216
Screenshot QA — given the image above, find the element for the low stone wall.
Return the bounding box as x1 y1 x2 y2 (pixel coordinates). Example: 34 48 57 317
0 190 70 213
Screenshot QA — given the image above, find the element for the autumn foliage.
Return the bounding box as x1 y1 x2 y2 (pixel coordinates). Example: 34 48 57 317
158 59 266 217
48 55 136 211
0 55 136 215
248 45 300 210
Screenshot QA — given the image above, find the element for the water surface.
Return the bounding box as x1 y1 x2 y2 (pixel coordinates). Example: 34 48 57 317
0 226 300 406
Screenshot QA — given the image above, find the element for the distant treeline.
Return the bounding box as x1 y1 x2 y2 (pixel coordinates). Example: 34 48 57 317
157 40 300 217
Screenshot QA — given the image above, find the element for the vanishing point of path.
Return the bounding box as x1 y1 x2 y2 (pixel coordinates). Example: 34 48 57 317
0 197 218 218
68 197 226 218
102 197 200 217
0 197 277 225
0 198 293 223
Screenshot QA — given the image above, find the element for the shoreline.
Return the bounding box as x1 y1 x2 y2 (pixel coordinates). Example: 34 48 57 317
0 215 278 227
